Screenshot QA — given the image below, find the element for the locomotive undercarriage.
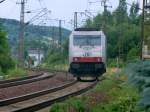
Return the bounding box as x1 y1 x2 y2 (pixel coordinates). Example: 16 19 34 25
69 62 106 77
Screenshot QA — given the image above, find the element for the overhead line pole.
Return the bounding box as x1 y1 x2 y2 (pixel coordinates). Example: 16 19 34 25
74 12 78 30
52 26 55 47
141 0 145 60
59 20 62 48
102 0 107 31
74 11 92 30
18 0 26 67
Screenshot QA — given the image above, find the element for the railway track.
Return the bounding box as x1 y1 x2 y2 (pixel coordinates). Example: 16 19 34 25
0 72 55 88
0 81 97 112
0 68 64 86
0 72 43 84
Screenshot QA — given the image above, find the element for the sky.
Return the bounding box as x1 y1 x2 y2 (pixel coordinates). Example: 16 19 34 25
0 0 142 29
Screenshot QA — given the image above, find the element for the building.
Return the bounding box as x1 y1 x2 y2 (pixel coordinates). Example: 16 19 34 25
143 45 150 59
28 49 44 67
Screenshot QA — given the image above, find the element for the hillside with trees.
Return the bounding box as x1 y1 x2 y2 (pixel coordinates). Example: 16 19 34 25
0 18 71 57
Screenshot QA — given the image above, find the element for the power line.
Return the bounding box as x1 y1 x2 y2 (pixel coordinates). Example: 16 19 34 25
26 8 51 25
74 11 95 29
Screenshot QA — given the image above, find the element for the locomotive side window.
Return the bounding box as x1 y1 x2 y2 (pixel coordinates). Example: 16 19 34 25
73 35 101 46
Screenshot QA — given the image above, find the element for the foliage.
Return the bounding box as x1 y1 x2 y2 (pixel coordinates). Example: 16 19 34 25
126 48 139 61
0 23 15 73
6 68 27 79
90 80 139 112
50 70 140 112
50 97 87 112
0 18 71 58
43 40 69 71
0 67 4 77
85 0 141 63
126 61 150 109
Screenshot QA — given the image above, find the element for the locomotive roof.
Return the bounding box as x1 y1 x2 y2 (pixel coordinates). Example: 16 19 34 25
74 28 100 31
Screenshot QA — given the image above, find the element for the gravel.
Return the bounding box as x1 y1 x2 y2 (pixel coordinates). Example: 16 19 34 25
0 72 74 100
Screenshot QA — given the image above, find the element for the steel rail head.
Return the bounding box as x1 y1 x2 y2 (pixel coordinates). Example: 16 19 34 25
0 80 77 106
12 81 97 112
0 73 43 84
0 73 55 89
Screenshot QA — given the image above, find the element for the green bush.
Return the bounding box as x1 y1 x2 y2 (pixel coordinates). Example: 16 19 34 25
0 67 4 78
50 71 140 112
0 24 15 73
126 61 150 109
50 97 87 112
6 68 27 79
50 103 68 112
108 59 125 68
127 48 139 62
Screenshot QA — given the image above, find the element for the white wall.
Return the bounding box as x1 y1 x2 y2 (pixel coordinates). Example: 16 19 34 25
28 53 44 67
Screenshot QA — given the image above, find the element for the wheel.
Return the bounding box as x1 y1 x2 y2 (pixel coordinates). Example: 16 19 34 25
77 77 81 81
68 68 71 73
96 77 99 81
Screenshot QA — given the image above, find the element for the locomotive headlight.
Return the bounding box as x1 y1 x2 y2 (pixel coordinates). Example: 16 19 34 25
97 57 102 62
73 57 78 62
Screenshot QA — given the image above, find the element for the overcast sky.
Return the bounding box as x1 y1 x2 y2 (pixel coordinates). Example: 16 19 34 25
0 0 142 29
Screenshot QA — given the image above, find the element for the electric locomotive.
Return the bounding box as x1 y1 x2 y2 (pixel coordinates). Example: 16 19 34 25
69 28 106 80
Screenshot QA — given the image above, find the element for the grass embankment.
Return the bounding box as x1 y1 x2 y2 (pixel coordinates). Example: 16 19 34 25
42 64 68 71
50 68 141 112
3 68 27 79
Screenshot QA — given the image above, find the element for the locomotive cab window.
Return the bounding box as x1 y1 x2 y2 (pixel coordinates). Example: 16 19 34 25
73 35 101 46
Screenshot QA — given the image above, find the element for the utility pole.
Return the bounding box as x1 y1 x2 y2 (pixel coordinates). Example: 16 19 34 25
18 0 26 67
100 0 111 66
74 12 78 30
59 20 62 48
74 11 90 30
101 0 112 31
141 0 150 59
38 38 41 67
102 0 107 31
141 0 145 60
52 26 55 47
89 0 111 30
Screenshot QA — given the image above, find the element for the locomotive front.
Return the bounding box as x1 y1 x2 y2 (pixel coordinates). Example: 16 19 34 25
69 28 106 79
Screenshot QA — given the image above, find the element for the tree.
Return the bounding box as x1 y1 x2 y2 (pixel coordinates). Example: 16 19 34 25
129 2 139 24
114 0 128 24
0 24 14 73
84 1 141 63
85 19 93 28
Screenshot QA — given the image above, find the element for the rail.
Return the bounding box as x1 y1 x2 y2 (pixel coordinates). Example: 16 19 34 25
0 81 97 112
0 80 77 106
0 73 55 88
